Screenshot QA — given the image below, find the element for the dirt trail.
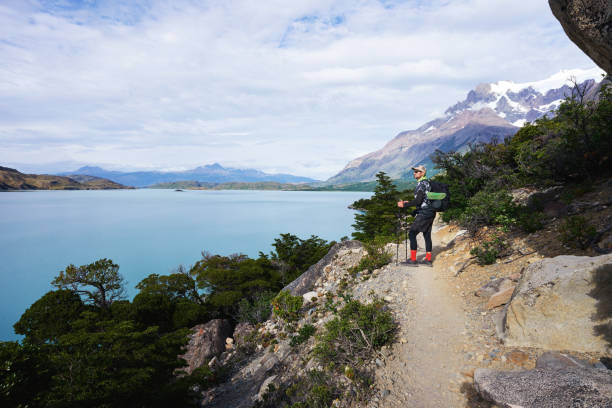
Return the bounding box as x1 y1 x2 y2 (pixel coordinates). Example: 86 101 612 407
353 226 475 407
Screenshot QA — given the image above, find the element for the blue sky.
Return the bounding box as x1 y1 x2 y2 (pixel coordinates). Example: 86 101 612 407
0 0 601 179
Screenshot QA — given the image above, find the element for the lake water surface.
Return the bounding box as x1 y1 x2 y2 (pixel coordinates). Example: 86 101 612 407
0 189 370 341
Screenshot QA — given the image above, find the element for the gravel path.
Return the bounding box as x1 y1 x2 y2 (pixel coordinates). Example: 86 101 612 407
353 230 474 407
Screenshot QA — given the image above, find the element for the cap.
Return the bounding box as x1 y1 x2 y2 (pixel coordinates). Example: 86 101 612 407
411 165 426 174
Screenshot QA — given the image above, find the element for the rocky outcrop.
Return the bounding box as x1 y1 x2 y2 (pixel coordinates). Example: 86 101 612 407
474 365 612 407
282 240 363 296
181 319 232 375
232 322 255 348
549 0 612 74
202 342 294 408
501 254 612 353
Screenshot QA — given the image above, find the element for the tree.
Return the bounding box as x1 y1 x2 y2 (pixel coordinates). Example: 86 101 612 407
52 258 125 310
13 290 84 345
0 341 53 408
269 233 334 285
46 314 197 407
351 172 403 241
190 252 282 318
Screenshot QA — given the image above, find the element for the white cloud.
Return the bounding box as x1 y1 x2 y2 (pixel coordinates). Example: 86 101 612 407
0 0 600 180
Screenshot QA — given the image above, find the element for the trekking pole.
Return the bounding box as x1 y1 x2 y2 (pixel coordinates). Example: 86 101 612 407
405 212 409 262
396 208 401 265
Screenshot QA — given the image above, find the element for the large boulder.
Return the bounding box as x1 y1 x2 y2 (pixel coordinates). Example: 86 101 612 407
180 319 233 374
282 240 362 296
474 366 612 407
549 0 612 74
502 254 612 353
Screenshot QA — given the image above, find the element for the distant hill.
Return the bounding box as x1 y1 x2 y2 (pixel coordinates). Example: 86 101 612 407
150 179 415 192
0 167 132 191
149 180 314 190
58 163 319 188
326 68 604 184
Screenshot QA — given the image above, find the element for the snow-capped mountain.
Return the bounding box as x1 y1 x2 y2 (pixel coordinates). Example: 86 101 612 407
326 68 605 185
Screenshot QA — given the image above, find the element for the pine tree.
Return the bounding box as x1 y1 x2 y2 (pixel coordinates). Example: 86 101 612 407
351 172 402 241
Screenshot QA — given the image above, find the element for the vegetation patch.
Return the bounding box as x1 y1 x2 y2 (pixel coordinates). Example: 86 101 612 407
559 215 597 250
272 291 304 322
348 237 392 275
470 235 508 265
289 324 316 347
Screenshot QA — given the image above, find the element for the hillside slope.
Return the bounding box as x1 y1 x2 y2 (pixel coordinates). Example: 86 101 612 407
0 166 131 190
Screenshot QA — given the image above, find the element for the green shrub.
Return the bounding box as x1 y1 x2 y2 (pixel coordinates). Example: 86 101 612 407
349 237 392 275
271 291 303 322
460 190 517 234
235 291 276 324
285 370 338 408
470 235 508 265
290 324 316 347
517 210 544 233
314 298 396 366
559 216 597 250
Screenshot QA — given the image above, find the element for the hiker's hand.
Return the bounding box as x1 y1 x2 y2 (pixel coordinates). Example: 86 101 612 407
397 201 405 208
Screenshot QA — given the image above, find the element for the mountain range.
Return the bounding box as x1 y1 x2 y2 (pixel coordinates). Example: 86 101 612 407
326 68 604 184
58 163 319 188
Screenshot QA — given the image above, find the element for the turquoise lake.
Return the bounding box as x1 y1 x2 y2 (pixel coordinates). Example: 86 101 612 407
0 189 371 341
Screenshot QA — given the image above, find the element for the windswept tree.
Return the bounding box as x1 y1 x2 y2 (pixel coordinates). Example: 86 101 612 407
52 258 126 310
351 171 404 241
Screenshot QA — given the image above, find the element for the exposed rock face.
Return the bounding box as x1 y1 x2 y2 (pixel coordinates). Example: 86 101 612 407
282 240 363 296
233 322 255 348
502 254 612 353
474 366 612 407
202 343 293 408
549 0 612 74
181 319 232 375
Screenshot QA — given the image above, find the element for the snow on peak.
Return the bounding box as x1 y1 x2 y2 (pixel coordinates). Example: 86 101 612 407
489 67 605 95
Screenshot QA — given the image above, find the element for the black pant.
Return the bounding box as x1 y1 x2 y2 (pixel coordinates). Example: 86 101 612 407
409 212 435 252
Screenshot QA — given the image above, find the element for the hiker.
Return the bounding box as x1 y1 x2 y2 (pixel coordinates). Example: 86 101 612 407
397 165 435 266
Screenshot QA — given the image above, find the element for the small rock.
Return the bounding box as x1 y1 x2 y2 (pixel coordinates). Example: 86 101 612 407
208 356 218 368
375 358 385 367
506 350 529 365
486 284 516 310
303 291 318 303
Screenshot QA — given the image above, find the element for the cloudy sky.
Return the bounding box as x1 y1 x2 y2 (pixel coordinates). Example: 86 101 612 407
0 0 600 180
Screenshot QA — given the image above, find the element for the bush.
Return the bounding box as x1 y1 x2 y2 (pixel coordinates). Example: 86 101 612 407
349 237 392 275
559 216 597 250
470 235 508 265
271 291 303 322
460 190 517 234
284 370 338 408
314 298 396 367
289 324 316 347
517 210 544 233
235 291 276 324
